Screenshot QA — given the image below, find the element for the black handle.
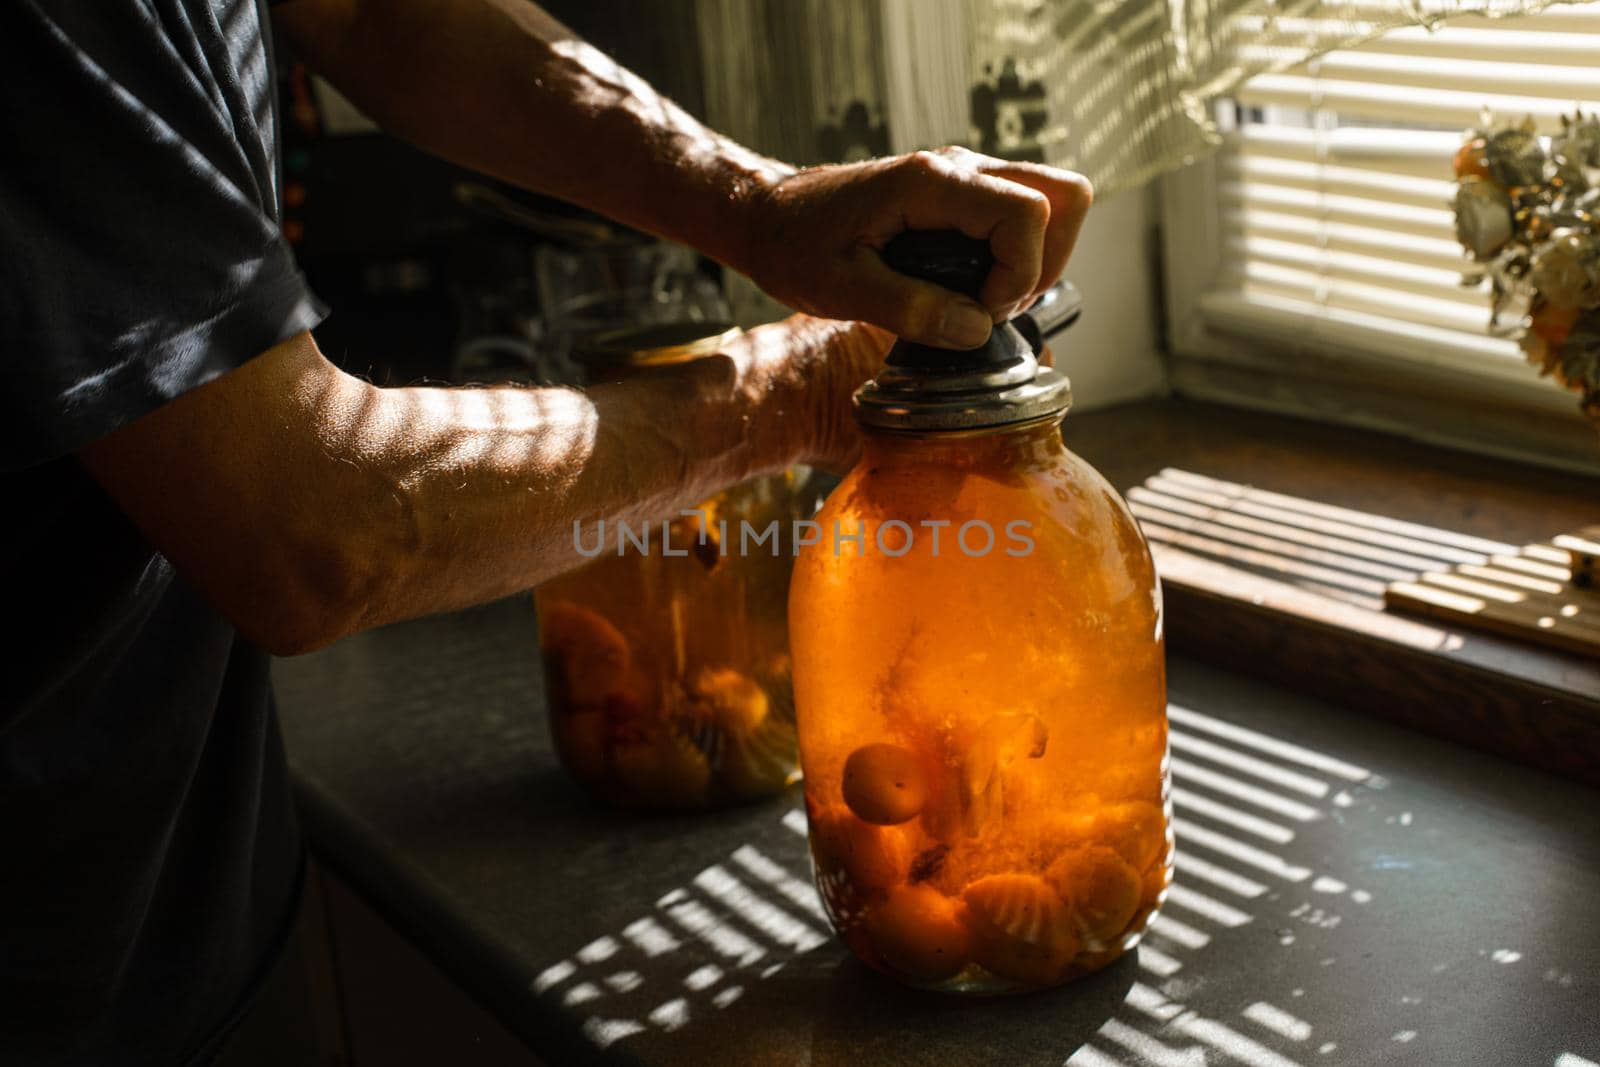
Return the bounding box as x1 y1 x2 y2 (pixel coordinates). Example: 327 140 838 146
880 229 993 301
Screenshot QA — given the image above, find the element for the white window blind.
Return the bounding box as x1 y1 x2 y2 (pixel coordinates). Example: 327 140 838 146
1209 2 1600 362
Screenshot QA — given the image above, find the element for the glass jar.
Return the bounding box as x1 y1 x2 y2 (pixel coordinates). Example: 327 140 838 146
533 321 816 808
786 228 1170 993
536 472 814 808
789 417 1170 992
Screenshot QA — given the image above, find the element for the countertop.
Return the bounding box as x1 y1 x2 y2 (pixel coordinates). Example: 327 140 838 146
273 595 1600 1067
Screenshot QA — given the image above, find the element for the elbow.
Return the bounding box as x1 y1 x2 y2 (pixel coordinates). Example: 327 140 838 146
235 527 408 658
234 555 374 658
226 600 335 659
251 621 338 659
207 377 425 657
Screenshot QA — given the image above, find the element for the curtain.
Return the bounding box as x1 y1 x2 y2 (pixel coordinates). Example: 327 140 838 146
694 0 1584 195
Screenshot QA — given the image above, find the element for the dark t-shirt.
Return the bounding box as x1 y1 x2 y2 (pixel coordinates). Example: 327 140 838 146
1 1 326 1063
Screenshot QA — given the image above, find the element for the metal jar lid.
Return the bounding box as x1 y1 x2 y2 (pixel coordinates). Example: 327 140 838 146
853 230 1075 433
853 331 1072 432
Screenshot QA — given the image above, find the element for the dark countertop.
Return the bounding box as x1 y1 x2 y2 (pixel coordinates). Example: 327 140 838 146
273 595 1600 1067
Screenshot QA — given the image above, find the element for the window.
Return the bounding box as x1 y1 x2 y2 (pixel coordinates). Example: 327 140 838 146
1161 2 1600 473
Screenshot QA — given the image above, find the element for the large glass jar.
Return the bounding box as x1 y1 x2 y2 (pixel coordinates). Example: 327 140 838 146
788 415 1171 993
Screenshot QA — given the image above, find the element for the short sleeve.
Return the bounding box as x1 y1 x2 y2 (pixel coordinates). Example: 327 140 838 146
0 0 327 471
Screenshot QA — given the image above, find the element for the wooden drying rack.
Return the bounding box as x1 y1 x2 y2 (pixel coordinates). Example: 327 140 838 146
1383 527 1598 658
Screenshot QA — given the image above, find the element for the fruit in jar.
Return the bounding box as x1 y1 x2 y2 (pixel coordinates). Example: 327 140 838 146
923 825 1032 898
1047 846 1142 947
809 804 913 894
719 710 799 799
539 602 633 706
961 713 1048 836
538 596 802 806
962 873 1080 986
1143 861 1170 900
687 666 770 736
865 884 971 982
1035 799 1165 872
917 771 964 844
1085 800 1167 873
684 666 798 799
537 462 807 810
843 743 928 826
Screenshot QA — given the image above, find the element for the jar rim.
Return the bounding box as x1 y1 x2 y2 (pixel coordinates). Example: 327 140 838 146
853 366 1072 433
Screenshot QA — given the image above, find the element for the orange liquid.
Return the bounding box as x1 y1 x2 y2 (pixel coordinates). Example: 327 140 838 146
535 474 807 809
789 418 1171 992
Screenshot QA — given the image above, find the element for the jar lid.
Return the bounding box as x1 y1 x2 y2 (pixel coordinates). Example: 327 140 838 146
853 230 1074 432
571 322 741 369
854 341 1072 432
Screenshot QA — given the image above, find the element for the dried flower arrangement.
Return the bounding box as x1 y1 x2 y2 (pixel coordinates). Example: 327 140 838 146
1452 112 1600 422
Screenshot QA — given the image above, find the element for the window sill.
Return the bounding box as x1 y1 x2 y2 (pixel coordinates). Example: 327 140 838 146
1066 397 1600 786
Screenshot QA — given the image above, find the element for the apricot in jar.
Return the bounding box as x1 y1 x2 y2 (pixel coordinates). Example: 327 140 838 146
687 666 770 736
843 744 928 826
539 602 632 706
866 884 971 982
963 873 1080 987
810 805 912 894
1048 846 1142 946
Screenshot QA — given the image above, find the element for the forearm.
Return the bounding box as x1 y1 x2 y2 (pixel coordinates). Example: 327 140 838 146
355 344 764 626
311 318 871 648
82 317 882 656
276 0 786 271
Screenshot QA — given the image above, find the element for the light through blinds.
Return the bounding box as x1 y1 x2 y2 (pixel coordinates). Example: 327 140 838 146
1212 2 1600 359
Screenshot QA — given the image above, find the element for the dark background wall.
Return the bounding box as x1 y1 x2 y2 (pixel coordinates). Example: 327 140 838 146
276 1 707 385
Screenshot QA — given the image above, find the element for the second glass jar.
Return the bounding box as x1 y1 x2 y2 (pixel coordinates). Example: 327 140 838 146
533 326 817 809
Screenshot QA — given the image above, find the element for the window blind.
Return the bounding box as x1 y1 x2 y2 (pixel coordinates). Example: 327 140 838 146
1211 2 1600 352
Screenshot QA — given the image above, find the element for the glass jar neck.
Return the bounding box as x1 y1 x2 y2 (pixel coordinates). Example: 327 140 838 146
858 415 1067 471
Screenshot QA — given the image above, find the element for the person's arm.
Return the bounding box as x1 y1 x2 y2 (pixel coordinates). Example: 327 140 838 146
271 0 1092 348
78 317 890 657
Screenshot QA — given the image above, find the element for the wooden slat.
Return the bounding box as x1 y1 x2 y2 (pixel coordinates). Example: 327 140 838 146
1555 528 1600 587
1385 533 1600 659
1525 543 1574 565
1065 399 1600 787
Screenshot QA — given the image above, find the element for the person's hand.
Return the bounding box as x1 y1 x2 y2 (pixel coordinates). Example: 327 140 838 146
738 147 1093 349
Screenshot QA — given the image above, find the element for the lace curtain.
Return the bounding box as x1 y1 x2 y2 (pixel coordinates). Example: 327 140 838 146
694 0 1580 196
